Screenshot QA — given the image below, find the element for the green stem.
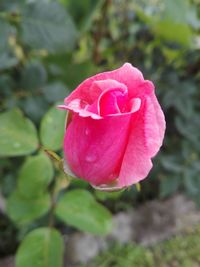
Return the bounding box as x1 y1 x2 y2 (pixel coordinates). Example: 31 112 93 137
49 183 57 228
45 149 71 228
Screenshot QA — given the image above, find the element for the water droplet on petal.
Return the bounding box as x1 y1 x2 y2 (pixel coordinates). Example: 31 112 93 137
85 128 90 135
85 154 97 163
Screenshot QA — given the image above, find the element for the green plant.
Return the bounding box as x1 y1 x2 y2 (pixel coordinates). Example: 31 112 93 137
83 226 200 267
0 1 112 265
1 0 200 266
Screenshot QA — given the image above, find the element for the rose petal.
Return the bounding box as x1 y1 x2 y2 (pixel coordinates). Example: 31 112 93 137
58 100 102 119
144 94 166 157
64 113 132 185
117 89 165 187
60 63 165 188
87 80 128 115
64 63 144 105
117 113 153 187
129 98 142 113
60 79 128 118
99 88 128 116
91 79 127 96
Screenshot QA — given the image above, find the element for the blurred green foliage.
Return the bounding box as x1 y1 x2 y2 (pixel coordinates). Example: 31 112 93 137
83 226 200 267
0 0 200 265
16 227 64 267
84 243 154 267
56 189 112 235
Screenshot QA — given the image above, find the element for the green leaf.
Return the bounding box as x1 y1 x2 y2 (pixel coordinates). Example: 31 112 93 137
16 228 64 267
0 19 18 70
0 51 19 70
56 189 112 235
20 96 49 124
160 176 181 198
20 61 47 91
161 156 182 173
21 1 78 52
0 0 25 13
155 0 193 46
183 168 200 197
60 0 102 31
0 19 16 49
95 191 122 201
7 191 50 225
187 6 200 29
153 20 192 46
60 61 96 89
175 116 200 146
0 74 13 96
163 0 189 24
45 55 95 89
18 152 54 199
0 109 38 157
134 0 193 46
42 82 69 104
71 178 89 189
40 105 66 151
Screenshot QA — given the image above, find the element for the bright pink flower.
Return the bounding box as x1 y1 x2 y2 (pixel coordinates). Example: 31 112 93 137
59 63 165 190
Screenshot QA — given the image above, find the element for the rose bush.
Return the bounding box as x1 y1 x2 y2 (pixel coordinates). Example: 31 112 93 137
59 63 165 190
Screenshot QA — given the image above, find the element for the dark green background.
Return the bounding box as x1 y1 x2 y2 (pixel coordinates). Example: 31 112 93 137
0 0 200 258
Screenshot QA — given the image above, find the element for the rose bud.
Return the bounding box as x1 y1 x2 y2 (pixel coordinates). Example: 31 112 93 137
59 63 165 191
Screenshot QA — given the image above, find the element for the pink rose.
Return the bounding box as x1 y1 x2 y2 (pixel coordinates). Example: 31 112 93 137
59 63 165 190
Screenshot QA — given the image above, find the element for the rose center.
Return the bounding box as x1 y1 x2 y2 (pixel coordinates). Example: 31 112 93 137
99 88 129 116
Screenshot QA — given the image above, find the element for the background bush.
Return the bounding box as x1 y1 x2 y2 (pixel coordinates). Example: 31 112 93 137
0 0 200 265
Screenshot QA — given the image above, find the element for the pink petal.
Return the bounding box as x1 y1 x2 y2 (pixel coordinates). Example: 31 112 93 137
99 90 121 115
118 113 153 187
60 79 128 118
144 94 166 157
86 80 128 115
128 79 165 157
60 63 165 188
99 88 128 116
64 63 144 105
64 113 132 185
91 79 127 96
58 100 102 119
117 88 165 187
